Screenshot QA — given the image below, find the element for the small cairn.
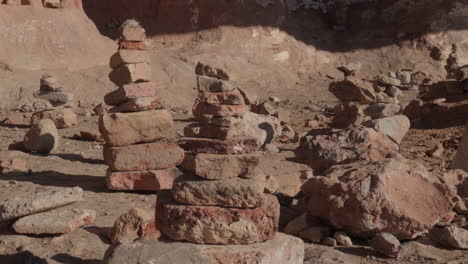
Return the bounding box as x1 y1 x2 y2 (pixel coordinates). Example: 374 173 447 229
31 73 77 129
99 20 184 191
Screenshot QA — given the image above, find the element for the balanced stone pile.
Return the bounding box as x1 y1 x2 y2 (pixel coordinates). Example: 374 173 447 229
31 74 77 129
329 75 410 144
100 21 184 191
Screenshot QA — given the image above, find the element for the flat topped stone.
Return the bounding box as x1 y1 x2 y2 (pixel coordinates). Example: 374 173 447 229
197 76 235 92
104 233 304 264
172 174 266 208
179 137 258 155
192 101 248 122
13 208 96 235
106 168 179 191
156 190 280 245
0 187 83 222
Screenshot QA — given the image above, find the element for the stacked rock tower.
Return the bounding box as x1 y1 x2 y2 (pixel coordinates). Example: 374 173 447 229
99 20 184 191
156 64 282 247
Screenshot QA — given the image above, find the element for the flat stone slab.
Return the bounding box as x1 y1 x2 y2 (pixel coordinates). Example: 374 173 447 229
121 27 146 42
194 123 249 140
33 91 73 103
104 233 304 264
99 110 174 147
0 187 83 222
179 153 260 179
199 91 245 105
156 190 280 245
104 82 157 106
103 142 184 171
119 41 148 50
108 97 163 113
172 174 266 208
179 137 258 154
106 169 179 191
110 50 150 69
13 208 96 235
109 63 151 86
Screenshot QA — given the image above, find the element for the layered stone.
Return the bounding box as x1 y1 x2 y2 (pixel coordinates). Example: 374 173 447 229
179 137 258 154
99 110 174 146
172 174 266 207
104 82 157 106
329 76 377 104
103 142 184 171
110 50 150 69
109 97 162 113
104 233 304 264
12 208 96 235
156 190 279 245
106 168 178 191
179 152 260 179
121 27 146 42
30 109 78 129
199 91 245 105
109 63 151 86
119 41 148 50
110 208 159 243
197 75 235 92
192 101 248 122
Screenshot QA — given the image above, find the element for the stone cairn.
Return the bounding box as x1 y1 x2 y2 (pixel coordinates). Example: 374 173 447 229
155 64 288 252
99 20 184 191
31 74 77 129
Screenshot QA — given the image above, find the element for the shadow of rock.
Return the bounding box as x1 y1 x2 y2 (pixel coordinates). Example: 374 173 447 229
51 253 101 264
49 153 103 165
84 226 112 245
0 251 48 264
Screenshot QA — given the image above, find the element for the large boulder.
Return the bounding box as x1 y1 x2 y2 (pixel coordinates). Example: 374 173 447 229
301 157 455 239
295 127 399 171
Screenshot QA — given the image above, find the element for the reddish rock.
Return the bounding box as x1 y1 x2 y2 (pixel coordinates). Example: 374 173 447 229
0 159 27 173
156 190 279 245
31 109 78 129
103 142 184 171
110 208 159 243
301 157 455 239
195 61 230 80
199 91 245 105
110 49 150 69
192 101 248 122
119 41 148 51
104 82 157 106
332 102 365 128
172 174 266 207
295 126 398 171
79 130 103 142
329 76 377 104
179 152 260 179
179 137 258 154
109 63 151 86
197 76 234 92
195 123 249 140
121 27 146 42
109 97 163 113
99 110 174 146
2 113 30 126
106 168 178 191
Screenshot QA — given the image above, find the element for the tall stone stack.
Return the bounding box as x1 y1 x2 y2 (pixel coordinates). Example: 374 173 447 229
150 64 304 263
31 74 77 129
99 21 184 191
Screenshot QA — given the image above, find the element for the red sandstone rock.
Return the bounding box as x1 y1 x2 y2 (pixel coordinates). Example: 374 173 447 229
301 157 455 239
110 208 159 243
295 126 398 171
99 110 174 146
199 91 245 105
329 76 377 104
103 142 184 171
119 41 148 50
0 159 27 173
109 97 163 113
195 123 249 140
172 174 266 207
156 190 279 245
179 152 260 179
121 27 146 42
109 63 151 86
192 101 248 122
79 130 103 142
31 109 78 129
106 169 178 191
179 137 258 154
195 61 230 80
104 82 157 106
110 50 150 69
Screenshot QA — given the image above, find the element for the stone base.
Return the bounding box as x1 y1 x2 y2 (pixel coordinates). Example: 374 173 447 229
106 169 179 191
104 233 304 264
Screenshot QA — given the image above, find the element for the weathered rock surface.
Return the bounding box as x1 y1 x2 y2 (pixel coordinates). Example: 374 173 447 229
329 76 377 104
106 169 179 191
79 130 103 142
104 82 157 106
12 208 96 235
430 226 468 249
33 91 73 103
299 226 331 243
179 137 259 154
364 103 401 119
239 111 282 146
334 232 353 246
30 109 78 129
193 101 248 122
108 97 163 113
99 110 174 146
110 50 150 69
104 233 304 264
301 157 455 239
197 75 234 92
109 208 159 243
371 232 402 258
295 127 398 171
109 63 151 86
179 153 260 179
156 190 279 245
23 119 59 154
195 123 249 140
103 142 184 171
119 41 148 51
0 158 27 173
453 124 468 173
365 115 410 144
172 174 266 208
0 187 83 222
121 27 146 42
199 91 245 105
332 102 365 128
